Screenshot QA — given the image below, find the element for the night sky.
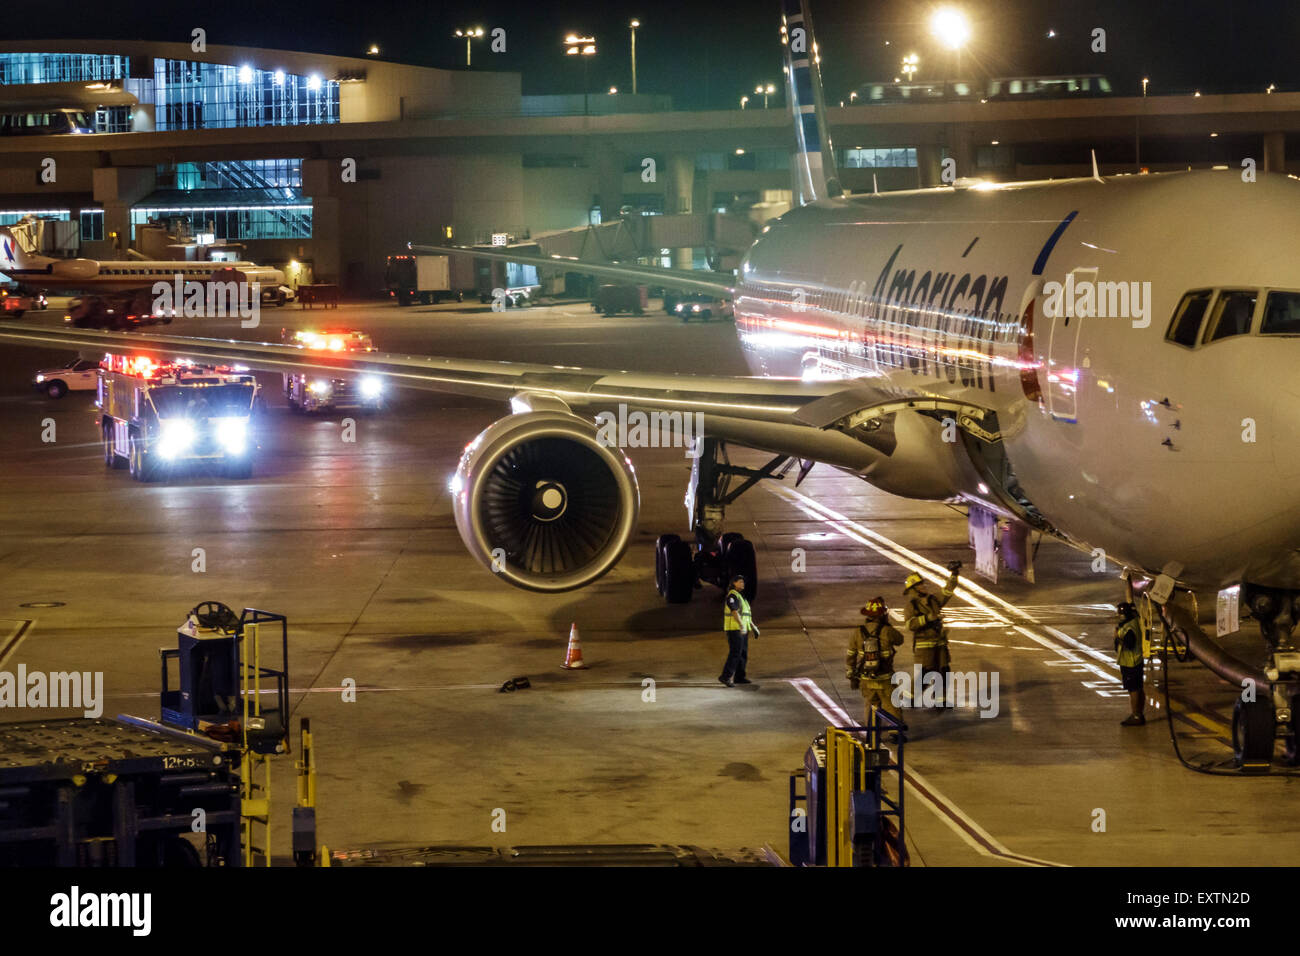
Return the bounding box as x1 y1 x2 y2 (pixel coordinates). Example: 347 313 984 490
17 0 1300 108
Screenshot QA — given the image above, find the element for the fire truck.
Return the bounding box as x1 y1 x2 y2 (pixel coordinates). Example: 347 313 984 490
98 354 260 480
281 327 385 413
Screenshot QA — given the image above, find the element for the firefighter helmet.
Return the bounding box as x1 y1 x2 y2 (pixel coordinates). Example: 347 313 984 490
903 572 924 592
862 597 888 619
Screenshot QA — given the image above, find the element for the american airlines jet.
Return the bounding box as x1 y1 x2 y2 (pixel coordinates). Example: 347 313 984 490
0 0 1296 763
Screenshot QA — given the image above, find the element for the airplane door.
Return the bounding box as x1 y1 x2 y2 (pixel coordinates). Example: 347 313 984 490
1045 267 1094 423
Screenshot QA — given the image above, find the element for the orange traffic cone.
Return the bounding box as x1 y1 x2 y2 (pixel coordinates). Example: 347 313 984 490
561 622 587 669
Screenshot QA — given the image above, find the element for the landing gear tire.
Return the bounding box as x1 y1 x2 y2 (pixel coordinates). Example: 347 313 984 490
1232 697 1275 766
662 538 694 604
724 537 758 602
655 533 680 595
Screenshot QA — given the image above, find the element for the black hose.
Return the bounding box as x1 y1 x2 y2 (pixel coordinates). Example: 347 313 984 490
1157 617 1300 778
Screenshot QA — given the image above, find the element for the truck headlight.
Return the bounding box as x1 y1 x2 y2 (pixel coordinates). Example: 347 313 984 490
158 419 195 459
214 417 248 454
691 304 701 312
308 379 332 395
359 376 382 399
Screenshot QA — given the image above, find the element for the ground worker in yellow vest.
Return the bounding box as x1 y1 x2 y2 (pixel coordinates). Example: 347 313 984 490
1115 601 1146 726
904 561 961 704
847 597 906 738
720 574 758 687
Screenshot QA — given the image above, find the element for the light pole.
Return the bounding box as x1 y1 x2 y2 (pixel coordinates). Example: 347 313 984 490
902 53 919 82
454 27 484 67
929 7 971 94
1137 77 1149 171
755 83 775 108
564 34 597 115
630 19 640 95
740 95 749 109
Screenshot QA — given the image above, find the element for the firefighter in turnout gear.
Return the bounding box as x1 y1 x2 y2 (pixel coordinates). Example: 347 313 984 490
848 597 906 738
904 562 961 704
720 574 758 687
1115 602 1146 726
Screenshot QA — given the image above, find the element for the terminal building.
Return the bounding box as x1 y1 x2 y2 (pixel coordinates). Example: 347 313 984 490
3 38 1300 293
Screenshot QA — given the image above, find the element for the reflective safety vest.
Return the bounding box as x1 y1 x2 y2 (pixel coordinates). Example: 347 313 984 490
907 592 949 648
1116 618 1143 667
724 589 753 632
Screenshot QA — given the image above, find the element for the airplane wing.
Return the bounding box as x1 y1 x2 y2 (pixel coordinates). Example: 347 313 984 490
0 321 885 472
412 243 737 297
0 319 985 592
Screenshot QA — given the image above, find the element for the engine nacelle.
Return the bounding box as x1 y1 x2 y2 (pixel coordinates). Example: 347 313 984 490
50 259 99 280
451 411 640 592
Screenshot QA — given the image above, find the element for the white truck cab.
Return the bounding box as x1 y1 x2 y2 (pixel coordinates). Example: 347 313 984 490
33 357 100 398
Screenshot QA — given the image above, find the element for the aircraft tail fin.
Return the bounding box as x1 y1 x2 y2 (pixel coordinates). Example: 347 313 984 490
0 226 41 272
781 0 842 204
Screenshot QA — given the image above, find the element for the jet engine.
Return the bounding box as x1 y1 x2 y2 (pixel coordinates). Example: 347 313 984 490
451 411 640 592
50 259 99 280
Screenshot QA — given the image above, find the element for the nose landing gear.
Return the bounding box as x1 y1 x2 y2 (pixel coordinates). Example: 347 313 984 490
1234 585 1300 768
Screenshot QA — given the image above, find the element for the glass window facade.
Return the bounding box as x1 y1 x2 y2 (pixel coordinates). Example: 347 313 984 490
840 147 917 168
163 159 302 191
153 59 339 130
0 209 101 243
94 106 133 133
131 205 312 240
0 54 339 131
80 209 104 241
0 53 128 85
0 210 68 225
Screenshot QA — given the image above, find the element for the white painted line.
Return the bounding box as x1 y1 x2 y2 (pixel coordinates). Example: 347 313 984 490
773 487 1121 698
0 620 33 669
786 677 1065 867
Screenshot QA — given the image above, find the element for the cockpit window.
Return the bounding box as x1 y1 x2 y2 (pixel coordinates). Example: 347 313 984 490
1262 291 1300 334
1203 290 1257 343
1166 290 1213 347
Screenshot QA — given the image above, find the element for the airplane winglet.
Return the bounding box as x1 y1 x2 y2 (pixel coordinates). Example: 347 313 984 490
1091 149 1105 183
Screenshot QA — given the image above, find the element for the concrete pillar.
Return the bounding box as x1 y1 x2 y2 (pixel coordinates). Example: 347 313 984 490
916 144 944 187
130 104 155 133
665 153 694 214
301 158 342 285
946 129 976 183
592 145 624 224
666 153 695 269
92 166 155 256
1264 131 1285 174
309 196 341 286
